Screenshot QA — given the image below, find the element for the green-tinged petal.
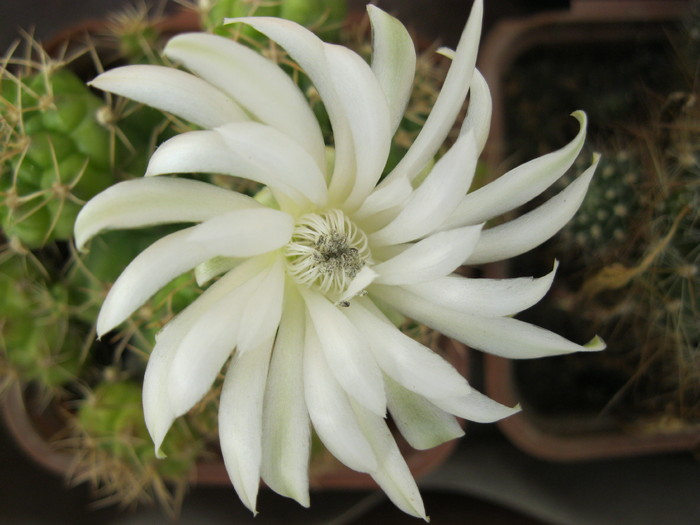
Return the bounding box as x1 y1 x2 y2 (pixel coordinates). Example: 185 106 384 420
303 318 377 472
142 257 266 454
403 260 559 317
345 299 471 399
368 5 416 135
431 388 520 423
324 44 392 211
460 69 491 155
373 284 606 358
445 111 588 228
74 178 260 251
225 16 355 205
194 257 241 287
219 336 275 514
261 285 311 507
164 33 326 171
301 288 386 416
237 257 285 354
370 131 477 246
380 0 482 186
372 224 483 285
351 401 427 520
466 154 600 264
89 64 248 128
145 123 327 208
386 377 464 450
185 208 293 258
97 227 208 335
166 260 269 416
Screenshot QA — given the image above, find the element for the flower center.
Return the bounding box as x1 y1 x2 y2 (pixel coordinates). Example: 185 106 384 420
285 209 371 297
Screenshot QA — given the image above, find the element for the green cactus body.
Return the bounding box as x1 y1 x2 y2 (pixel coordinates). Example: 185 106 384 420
76 380 202 510
557 150 641 263
0 259 85 389
1 69 113 248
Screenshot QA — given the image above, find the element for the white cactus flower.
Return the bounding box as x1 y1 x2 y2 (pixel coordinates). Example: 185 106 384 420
75 0 604 519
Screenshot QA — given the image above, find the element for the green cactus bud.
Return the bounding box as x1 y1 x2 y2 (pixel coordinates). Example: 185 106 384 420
280 0 346 40
212 0 282 39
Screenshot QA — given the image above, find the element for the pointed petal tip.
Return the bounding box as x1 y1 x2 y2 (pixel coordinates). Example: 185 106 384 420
570 109 588 128
155 447 167 459
585 335 606 351
95 316 114 340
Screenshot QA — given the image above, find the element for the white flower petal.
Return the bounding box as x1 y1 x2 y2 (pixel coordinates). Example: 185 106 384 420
167 260 269 416
261 285 311 507
386 376 464 450
97 227 210 335
215 122 328 207
445 111 588 228
430 388 520 423
142 313 190 456
185 208 293 258
146 127 325 209
237 257 285 354
351 401 427 520
354 174 412 223
344 299 471 399
303 318 377 472
164 32 326 170
324 44 392 211
373 284 606 358
435 52 491 155
370 131 478 246
219 336 275 514
144 125 327 208
75 177 260 251
225 16 356 206
460 68 492 155
89 65 248 128
142 257 266 453
379 0 482 186
367 5 416 135
466 154 600 264
145 129 298 203
403 260 559 317
372 224 483 285
301 289 386 416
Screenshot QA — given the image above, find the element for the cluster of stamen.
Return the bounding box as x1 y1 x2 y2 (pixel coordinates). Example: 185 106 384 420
285 209 371 298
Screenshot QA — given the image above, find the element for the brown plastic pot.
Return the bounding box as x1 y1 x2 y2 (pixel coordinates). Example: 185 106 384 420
478 1 700 461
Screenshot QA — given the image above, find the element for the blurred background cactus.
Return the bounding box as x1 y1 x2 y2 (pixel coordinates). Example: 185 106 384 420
508 6 700 431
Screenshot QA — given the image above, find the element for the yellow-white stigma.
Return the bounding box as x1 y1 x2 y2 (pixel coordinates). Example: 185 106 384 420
285 209 372 299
